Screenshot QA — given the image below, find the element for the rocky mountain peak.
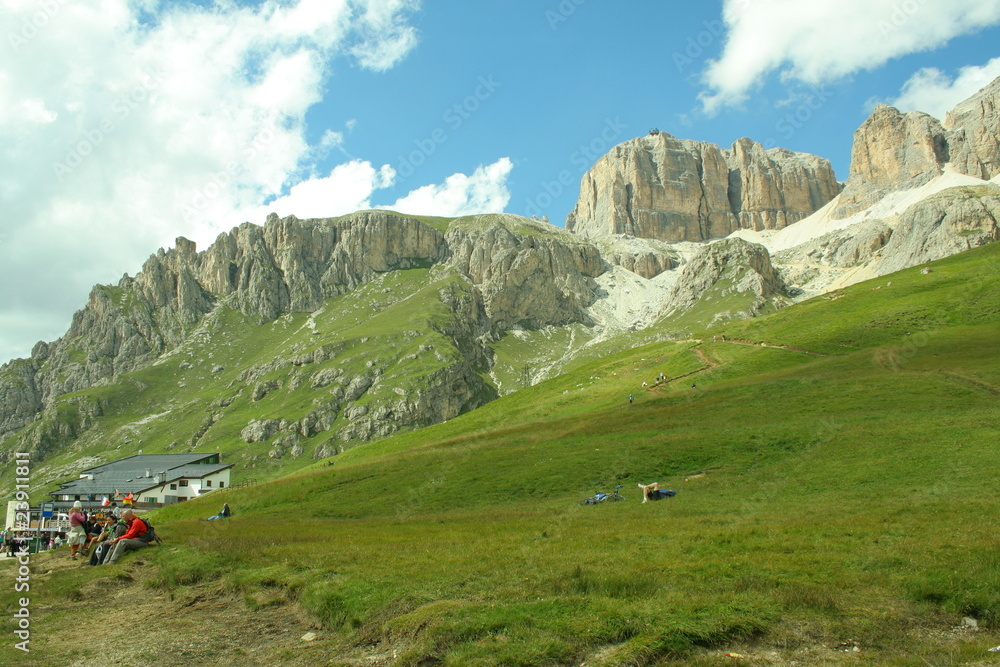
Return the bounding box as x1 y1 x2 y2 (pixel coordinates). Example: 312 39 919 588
0 211 607 446
943 76 1000 180
833 76 1000 218
832 105 949 218
565 132 841 254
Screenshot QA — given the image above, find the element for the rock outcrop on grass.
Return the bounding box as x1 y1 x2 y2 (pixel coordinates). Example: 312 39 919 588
664 239 784 320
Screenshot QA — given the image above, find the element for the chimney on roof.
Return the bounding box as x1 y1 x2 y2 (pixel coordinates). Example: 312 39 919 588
144 469 151 478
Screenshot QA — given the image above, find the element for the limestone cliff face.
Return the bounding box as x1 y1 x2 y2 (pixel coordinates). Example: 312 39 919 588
0 212 455 441
944 77 1000 181
0 357 42 439
727 139 842 231
603 249 676 279
566 133 841 246
833 106 950 218
567 134 736 243
870 188 1000 275
772 185 999 296
447 217 605 330
833 77 1000 219
194 211 451 319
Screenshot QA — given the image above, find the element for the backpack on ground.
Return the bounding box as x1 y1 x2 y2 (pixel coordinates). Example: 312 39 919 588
90 541 111 566
137 517 161 545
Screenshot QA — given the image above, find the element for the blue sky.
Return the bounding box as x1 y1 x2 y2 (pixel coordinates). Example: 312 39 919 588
1 0 999 364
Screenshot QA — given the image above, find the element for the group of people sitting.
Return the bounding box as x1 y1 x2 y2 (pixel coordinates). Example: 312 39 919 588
63 500 232 565
67 501 156 566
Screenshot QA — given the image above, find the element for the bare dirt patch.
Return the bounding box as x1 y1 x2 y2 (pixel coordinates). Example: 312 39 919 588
12 550 339 666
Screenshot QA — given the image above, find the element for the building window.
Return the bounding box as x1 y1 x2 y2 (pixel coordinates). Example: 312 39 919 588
177 497 186 502
144 497 157 503
219 481 225 488
179 480 189 487
205 480 212 487
169 484 177 490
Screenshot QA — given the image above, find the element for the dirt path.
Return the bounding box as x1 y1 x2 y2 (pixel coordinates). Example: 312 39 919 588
872 350 1000 396
645 344 718 391
936 371 1000 396
691 346 718 368
648 336 827 392
714 337 830 356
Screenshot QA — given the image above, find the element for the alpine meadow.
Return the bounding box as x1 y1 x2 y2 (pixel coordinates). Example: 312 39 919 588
3 3 1000 665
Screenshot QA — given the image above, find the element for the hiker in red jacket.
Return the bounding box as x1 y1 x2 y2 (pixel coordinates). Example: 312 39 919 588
104 509 148 564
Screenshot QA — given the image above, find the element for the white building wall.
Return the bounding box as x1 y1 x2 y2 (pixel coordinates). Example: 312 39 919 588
137 468 232 503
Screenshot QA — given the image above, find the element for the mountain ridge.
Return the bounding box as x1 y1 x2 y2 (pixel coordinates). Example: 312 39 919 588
2 78 999 487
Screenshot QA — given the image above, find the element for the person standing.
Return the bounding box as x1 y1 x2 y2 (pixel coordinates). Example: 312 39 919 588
67 501 87 560
2 527 14 556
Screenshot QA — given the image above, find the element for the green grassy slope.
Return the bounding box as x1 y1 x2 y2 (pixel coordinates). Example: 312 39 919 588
0 266 493 497
487 245 796 392
5 243 997 665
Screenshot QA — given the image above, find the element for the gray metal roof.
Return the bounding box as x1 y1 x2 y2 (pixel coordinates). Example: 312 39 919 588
51 454 232 498
165 464 232 478
80 453 220 474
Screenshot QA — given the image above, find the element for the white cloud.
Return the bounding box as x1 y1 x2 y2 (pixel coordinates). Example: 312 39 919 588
349 0 421 70
0 0 421 363
254 157 514 221
258 160 396 219
387 158 514 217
319 129 345 152
888 57 1000 119
4 98 58 124
700 0 1000 114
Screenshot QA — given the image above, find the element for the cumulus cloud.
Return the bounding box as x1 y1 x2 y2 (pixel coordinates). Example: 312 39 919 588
700 0 1000 114
252 157 513 221
0 0 420 363
888 57 1000 119
387 158 514 217
346 0 421 70
258 160 396 219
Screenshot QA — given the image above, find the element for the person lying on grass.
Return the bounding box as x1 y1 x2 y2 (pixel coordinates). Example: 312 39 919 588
638 482 676 503
206 503 232 521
